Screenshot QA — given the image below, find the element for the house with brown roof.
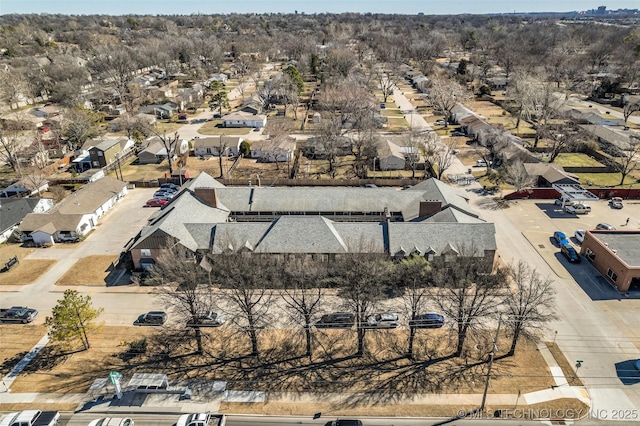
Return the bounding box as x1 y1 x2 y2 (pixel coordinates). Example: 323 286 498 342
19 176 127 245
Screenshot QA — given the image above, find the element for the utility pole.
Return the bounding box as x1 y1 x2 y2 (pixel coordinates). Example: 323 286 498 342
480 315 502 414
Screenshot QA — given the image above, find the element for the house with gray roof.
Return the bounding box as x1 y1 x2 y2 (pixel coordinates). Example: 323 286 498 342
0 198 53 243
127 172 496 269
20 176 127 245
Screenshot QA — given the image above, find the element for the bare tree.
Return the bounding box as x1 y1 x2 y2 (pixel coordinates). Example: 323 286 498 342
149 244 211 354
609 137 640 186
423 75 471 128
623 101 640 125
421 132 456 180
502 159 534 192
89 48 140 112
375 65 396 103
396 256 432 360
62 108 101 151
20 166 50 197
432 247 506 357
211 254 279 357
503 261 557 356
333 252 392 356
0 69 26 109
150 130 180 175
0 127 23 171
281 257 326 358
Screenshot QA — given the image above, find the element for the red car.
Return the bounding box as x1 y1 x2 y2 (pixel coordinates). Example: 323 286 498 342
145 198 167 207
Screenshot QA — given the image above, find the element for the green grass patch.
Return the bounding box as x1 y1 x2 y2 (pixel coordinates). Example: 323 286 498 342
155 121 183 134
573 173 640 187
553 153 604 167
381 109 403 117
385 117 409 132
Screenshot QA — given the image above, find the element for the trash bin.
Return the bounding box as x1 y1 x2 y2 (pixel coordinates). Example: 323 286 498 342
467 168 472 174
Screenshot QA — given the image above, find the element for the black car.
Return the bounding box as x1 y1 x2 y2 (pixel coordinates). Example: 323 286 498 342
326 420 363 426
314 312 355 329
561 244 581 263
0 306 38 323
409 313 445 329
135 311 167 326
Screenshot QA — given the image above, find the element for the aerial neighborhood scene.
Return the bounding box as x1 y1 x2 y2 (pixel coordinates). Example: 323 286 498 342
2 0 640 425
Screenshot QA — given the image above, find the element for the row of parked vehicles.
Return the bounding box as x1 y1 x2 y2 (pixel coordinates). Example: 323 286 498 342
552 222 617 264
144 183 180 208
133 310 445 330
555 197 624 215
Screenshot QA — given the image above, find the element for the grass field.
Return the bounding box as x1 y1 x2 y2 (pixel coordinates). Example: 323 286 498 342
553 153 604 167
0 244 55 286
56 255 118 286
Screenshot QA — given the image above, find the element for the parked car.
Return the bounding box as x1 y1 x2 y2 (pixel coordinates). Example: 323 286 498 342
134 311 167 326
0 306 38 323
553 231 570 246
0 410 60 426
145 198 167 208
327 420 363 426
475 159 492 167
153 191 175 200
565 204 591 215
186 312 225 328
434 119 446 125
379 103 386 109
176 413 226 426
88 418 134 426
561 244 581 263
451 131 465 137
314 312 355 329
160 183 180 191
364 313 399 329
409 313 445 329
574 230 586 244
609 197 624 209
555 197 576 206
596 223 616 231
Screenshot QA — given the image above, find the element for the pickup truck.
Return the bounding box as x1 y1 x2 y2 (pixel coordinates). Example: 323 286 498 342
0 410 60 426
175 412 226 426
565 204 591 215
0 306 38 323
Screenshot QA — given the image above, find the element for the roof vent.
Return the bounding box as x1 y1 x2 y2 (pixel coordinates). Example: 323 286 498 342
612 249 617 254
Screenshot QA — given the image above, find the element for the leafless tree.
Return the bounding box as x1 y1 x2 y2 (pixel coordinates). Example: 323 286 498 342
375 65 396 103
150 130 180 175
211 254 279 357
264 120 294 171
432 246 506 357
333 252 392 356
396 256 432 360
609 137 640 186
623 101 640 125
0 69 26 109
502 261 557 356
0 127 24 171
281 257 327 359
421 132 456 180
517 73 561 147
423 75 471 128
502 159 534 192
89 47 140 112
149 244 211 354
62 108 101 151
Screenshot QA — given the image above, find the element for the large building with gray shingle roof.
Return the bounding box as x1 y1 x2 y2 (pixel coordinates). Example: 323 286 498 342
128 172 496 269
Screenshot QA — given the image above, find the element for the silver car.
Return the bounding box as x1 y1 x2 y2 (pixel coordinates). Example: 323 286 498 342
574 230 585 244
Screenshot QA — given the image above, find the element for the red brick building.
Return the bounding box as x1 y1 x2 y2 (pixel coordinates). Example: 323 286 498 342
580 230 640 292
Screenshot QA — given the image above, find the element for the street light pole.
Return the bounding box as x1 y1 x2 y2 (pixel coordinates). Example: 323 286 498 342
480 315 502 414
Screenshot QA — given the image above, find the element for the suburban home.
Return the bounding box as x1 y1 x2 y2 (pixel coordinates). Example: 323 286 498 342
87 137 134 169
460 115 492 140
222 111 267 129
19 176 127 245
1 179 49 198
523 163 579 187
137 138 168 164
581 230 640 292
377 139 407 171
249 138 295 162
0 198 54 243
127 172 496 269
193 136 244 157
207 73 228 85
139 103 178 119
581 125 640 153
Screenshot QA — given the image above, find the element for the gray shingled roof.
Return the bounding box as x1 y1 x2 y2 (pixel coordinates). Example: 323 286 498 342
0 198 41 232
55 177 127 215
388 223 496 257
20 212 85 233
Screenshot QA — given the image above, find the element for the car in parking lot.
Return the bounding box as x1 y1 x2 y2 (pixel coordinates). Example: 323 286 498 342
596 223 616 231
555 197 576 206
609 197 623 209
450 131 465 136
327 420 363 426
160 183 180 191
153 191 175 200
134 311 167 326
314 312 355 329
88 417 134 426
145 198 167 207
186 312 225 328
574 229 586 244
434 119 446 125
409 313 445 329
364 313 399 329
565 204 591 215
560 244 581 263
553 231 570 246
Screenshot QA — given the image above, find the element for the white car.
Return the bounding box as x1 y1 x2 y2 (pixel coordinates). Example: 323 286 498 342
565 204 591 215
364 313 399 328
574 230 585 244
88 418 134 426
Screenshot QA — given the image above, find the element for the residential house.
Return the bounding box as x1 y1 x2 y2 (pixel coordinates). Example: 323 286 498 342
206 73 228 86
460 116 492 140
137 138 168 164
193 136 244 157
222 112 267 128
523 163 579 187
240 96 264 115
249 137 295 163
581 125 640 153
1 179 49 198
0 198 54 243
88 137 134 169
139 103 178 119
19 176 127 245
127 173 496 269
377 139 407 171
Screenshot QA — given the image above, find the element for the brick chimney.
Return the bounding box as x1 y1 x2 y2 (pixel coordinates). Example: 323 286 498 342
418 200 442 218
194 188 218 208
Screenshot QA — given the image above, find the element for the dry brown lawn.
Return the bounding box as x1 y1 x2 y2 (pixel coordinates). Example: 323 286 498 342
546 342 584 387
0 325 48 376
10 327 555 395
56 255 117 286
0 244 56 285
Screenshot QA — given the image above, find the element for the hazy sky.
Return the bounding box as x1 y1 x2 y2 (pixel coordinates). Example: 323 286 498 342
1 1 638 15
